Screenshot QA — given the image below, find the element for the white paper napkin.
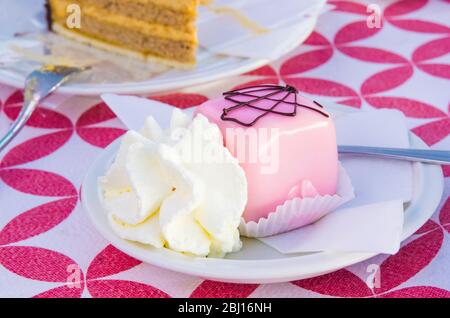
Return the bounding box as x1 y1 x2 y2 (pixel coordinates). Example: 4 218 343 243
198 0 327 59
101 94 174 129
336 109 413 206
260 200 404 254
101 94 411 255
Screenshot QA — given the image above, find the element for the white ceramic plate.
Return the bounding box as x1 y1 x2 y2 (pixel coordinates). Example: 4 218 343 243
0 0 316 96
81 105 444 284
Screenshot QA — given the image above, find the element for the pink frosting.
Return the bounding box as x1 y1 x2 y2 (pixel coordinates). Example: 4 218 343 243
195 86 338 222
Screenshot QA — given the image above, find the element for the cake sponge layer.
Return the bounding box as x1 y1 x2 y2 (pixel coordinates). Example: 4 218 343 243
67 0 198 32
48 0 198 65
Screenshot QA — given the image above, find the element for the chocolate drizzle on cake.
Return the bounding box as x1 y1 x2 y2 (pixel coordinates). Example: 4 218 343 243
221 85 329 127
313 100 324 108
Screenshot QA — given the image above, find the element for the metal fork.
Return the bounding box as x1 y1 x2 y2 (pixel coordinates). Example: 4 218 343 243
339 145 450 165
0 65 87 153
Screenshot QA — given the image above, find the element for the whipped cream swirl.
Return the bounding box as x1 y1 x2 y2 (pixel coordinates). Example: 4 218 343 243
99 110 248 257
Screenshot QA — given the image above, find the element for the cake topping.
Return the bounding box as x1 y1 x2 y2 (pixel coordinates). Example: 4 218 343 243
313 100 324 108
221 84 329 127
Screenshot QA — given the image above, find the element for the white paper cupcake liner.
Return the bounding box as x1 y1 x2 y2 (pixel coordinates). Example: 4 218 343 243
239 163 355 238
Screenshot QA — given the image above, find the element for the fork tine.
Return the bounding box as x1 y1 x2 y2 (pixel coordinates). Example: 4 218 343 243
0 64 85 153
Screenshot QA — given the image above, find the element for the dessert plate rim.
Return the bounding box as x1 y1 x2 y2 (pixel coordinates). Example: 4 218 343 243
81 106 444 284
0 56 270 96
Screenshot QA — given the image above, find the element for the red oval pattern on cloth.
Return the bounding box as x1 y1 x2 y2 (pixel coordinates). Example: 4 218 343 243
150 93 208 109
293 269 373 298
280 48 333 76
373 229 444 294
4 91 72 129
293 227 444 298
0 169 77 197
304 31 331 46
384 0 428 17
190 281 259 298
0 197 77 245
231 78 280 91
415 219 441 235
0 0 449 298
3 89 23 105
329 0 368 15
439 197 450 234
87 245 141 280
388 20 450 34
76 102 117 127
4 106 73 129
0 130 73 168
33 285 84 298
0 246 83 282
412 118 450 146
334 21 382 45
361 65 414 95
87 280 170 298
336 97 362 108
75 102 126 148
443 165 450 178
76 127 126 148
364 97 447 118
412 37 450 63
244 65 278 77
416 63 450 79
338 46 408 64
379 286 450 298
284 77 359 98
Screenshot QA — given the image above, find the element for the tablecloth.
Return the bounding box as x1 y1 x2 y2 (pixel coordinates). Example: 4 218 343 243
0 0 449 298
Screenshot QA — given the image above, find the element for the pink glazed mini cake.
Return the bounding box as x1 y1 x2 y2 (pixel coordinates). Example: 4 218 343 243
196 85 338 223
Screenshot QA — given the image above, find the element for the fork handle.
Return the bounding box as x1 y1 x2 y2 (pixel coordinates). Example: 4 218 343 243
0 98 39 153
339 145 450 165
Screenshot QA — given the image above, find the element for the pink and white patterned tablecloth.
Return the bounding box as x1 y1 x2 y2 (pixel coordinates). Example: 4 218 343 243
0 0 449 298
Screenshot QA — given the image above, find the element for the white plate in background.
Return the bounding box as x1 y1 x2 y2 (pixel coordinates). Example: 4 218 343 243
0 0 319 95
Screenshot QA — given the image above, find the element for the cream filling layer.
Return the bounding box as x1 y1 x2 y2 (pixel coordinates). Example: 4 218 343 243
129 0 199 13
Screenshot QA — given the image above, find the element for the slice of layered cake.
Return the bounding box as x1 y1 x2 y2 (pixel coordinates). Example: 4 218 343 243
46 0 199 66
